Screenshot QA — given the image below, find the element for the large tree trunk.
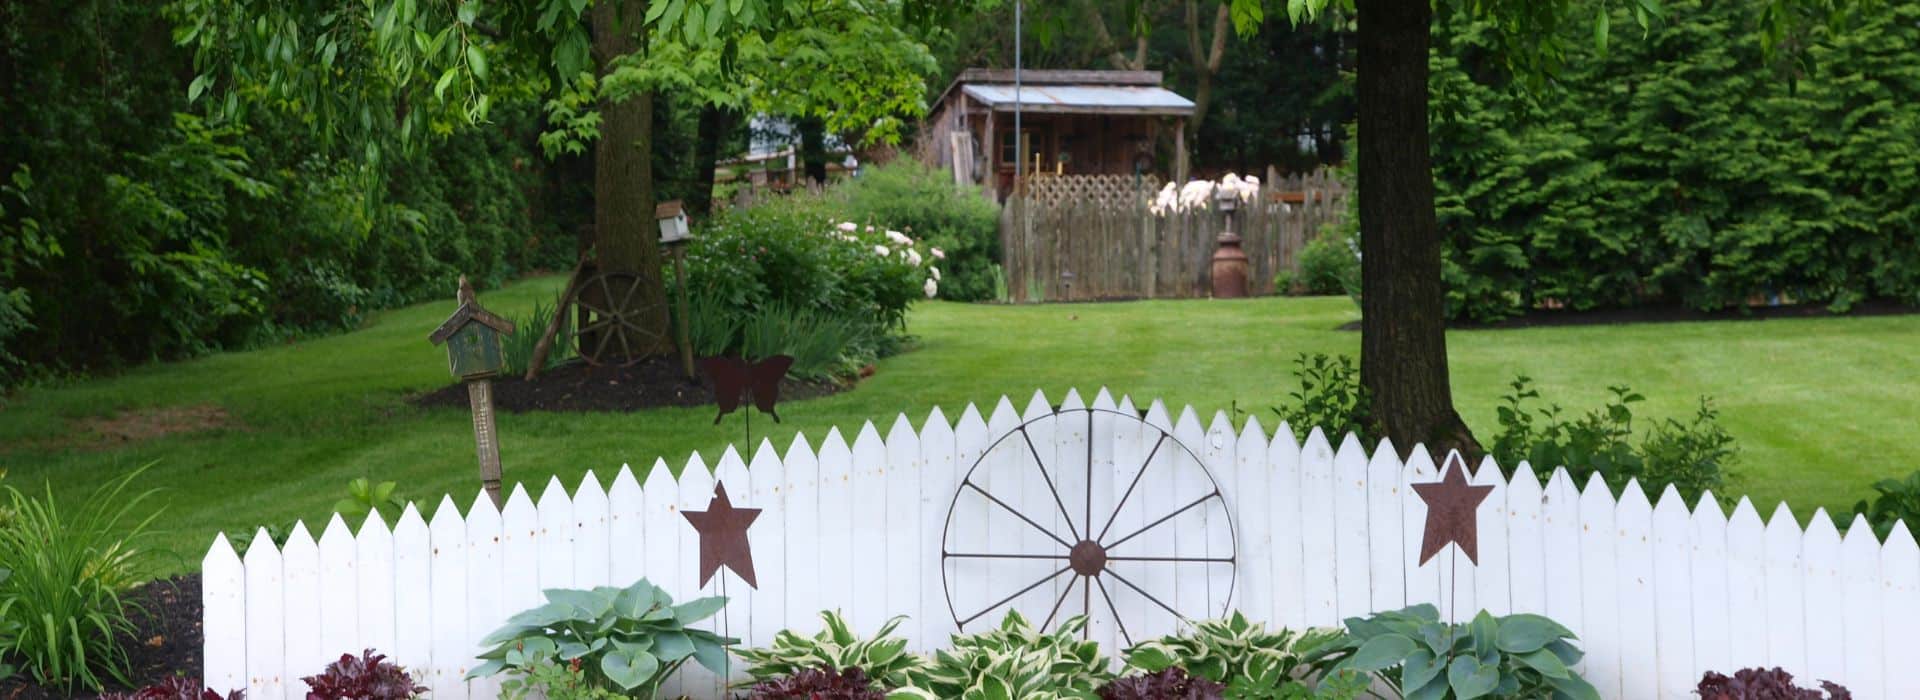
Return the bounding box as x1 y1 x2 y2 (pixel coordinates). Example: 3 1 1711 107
797 116 829 185
1354 0 1478 457
590 0 673 356
689 105 734 216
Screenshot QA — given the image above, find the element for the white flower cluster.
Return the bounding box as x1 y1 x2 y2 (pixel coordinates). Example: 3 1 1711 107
1148 172 1262 215
828 221 946 298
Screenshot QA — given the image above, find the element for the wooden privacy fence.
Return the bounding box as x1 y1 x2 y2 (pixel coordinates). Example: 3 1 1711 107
203 388 1920 700
1000 169 1348 302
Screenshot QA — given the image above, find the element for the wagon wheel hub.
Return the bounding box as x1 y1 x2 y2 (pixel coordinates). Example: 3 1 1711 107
1068 539 1107 577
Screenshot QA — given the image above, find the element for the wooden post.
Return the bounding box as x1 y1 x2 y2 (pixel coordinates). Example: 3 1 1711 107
1174 117 1189 184
673 245 694 379
468 379 503 506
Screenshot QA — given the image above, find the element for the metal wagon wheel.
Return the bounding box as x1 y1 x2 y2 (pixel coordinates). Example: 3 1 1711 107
570 270 665 368
940 407 1236 645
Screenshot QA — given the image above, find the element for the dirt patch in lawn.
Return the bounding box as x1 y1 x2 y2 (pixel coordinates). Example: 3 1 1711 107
0 575 204 700
411 355 850 414
47 404 240 450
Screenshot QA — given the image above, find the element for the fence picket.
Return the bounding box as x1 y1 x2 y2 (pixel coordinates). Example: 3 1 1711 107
850 422 889 634
676 454 719 699
885 414 923 648
464 493 504 700
355 512 397 668
1268 423 1306 630
572 470 611 588
1689 493 1731 684
391 506 432 691
1801 511 1844 687
1362 440 1404 614
714 445 754 686
783 436 823 637
1470 457 1510 617
1882 523 1920 698
1235 415 1272 628
1204 410 1237 617
281 523 322 684
1505 466 1547 616
817 428 856 630
1331 434 1370 620
1725 499 1769 669
243 527 287 700
1401 449 1441 614
1085 391 1120 648
535 476 576 591
316 516 358 670
1764 503 1807 677
203 534 247 695
1540 469 1584 645
1578 474 1622 699
498 485 541 622
949 404 990 637
1651 486 1696 700
608 467 645 589
1840 513 1884 699
427 496 470 699
748 440 788 653
1616 481 1658 700
1297 428 1338 627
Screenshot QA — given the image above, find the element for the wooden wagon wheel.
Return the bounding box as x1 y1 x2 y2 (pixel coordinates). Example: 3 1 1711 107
570 270 665 368
940 407 1236 644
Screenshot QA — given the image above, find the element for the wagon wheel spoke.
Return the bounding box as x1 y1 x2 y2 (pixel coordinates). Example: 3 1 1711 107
963 480 1074 549
1096 432 1167 542
1093 575 1132 647
1019 426 1083 541
616 275 644 312
1103 566 1189 624
957 567 1071 628
577 317 615 336
1103 490 1221 552
591 317 618 363
944 552 1070 561
1041 576 1080 631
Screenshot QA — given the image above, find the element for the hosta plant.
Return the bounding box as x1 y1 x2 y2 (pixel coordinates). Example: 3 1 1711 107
302 649 424 699
745 666 887 700
97 675 245 700
909 611 1110 700
1311 604 1600 700
1098 668 1224 700
1123 612 1343 698
468 578 735 696
734 610 925 690
1696 667 1851 700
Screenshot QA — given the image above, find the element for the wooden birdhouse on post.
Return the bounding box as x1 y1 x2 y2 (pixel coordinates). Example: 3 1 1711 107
429 276 515 506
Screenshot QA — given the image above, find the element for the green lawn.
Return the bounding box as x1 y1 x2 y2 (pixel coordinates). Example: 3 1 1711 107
3 274 1917 575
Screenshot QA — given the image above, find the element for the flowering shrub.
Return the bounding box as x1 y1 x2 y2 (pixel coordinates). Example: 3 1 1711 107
829 161 999 301
1150 173 1261 215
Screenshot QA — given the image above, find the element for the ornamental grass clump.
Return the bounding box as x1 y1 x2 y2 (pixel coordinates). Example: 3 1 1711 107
0 467 158 690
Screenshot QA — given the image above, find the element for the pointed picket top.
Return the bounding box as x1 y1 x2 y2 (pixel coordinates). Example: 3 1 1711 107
853 420 886 471
1093 387 1115 410
685 449 713 481
1060 387 1086 411
244 524 284 564
468 489 501 527
1804 508 1841 561
1402 443 1438 481
786 430 816 463
1503 457 1537 491
1765 501 1801 537
502 483 537 523
1576 471 1610 501
1652 484 1689 524
957 401 985 431
716 445 747 483
1841 512 1880 559
922 404 951 436
430 494 465 530
1144 399 1172 432
319 512 353 546
206 531 242 569
1023 388 1053 420
1726 496 1760 527
285 519 318 556
1301 426 1334 466
358 505 393 542
579 470 607 504
1887 520 1919 570
1693 490 1727 527
750 437 782 472
888 412 917 447
643 457 675 488
1116 394 1137 417
818 426 852 468
538 474 571 510
1238 413 1266 445
1173 403 1203 439
988 395 1022 433
1333 432 1368 480
1618 478 1652 519
610 464 642 502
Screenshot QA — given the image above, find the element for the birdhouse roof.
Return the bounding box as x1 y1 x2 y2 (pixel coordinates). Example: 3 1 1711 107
428 302 516 345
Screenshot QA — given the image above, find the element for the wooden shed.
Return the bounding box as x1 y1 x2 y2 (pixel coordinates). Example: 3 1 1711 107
921 69 1196 200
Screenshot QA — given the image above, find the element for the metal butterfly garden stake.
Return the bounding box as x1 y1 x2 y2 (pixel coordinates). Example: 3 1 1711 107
699 354 795 449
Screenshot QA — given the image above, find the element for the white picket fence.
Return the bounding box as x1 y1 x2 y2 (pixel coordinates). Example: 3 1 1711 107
202 388 1920 700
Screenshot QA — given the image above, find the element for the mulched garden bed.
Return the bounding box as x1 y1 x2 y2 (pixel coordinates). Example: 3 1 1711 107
0 575 203 700
411 355 850 413
1335 299 1919 331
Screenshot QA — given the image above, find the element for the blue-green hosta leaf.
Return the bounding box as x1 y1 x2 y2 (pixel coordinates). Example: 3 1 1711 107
1447 655 1500 699
1548 671 1603 700
601 648 661 691
502 601 575 630
465 658 506 679
673 595 728 623
1497 614 1573 653
543 588 613 617
1342 633 1416 672
1469 611 1500 658
1517 647 1571 679
691 635 731 674
1401 648 1445 691
655 631 695 661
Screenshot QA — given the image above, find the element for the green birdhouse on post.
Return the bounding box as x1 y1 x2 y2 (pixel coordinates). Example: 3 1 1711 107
429 277 515 380
429 276 515 505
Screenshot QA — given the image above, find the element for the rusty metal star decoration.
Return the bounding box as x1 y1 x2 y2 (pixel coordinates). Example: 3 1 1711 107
1413 453 1495 565
682 482 761 589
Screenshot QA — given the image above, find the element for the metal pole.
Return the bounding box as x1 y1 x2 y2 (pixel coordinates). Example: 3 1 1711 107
673 246 694 379
1014 0 1023 192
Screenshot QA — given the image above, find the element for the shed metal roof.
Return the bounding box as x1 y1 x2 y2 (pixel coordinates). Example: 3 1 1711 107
961 83 1195 116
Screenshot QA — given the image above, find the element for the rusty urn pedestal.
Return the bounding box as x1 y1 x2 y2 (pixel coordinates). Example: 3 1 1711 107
1210 187 1250 298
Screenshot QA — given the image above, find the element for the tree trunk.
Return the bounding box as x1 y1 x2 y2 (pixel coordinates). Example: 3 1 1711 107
1354 0 1478 458
590 0 673 356
689 105 734 216
797 116 829 185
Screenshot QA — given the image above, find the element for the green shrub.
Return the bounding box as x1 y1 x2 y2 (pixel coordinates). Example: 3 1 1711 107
735 610 926 691
1271 353 1372 444
1854 471 1920 541
471 578 734 696
501 299 572 377
1294 234 1359 298
1489 377 1735 503
0 468 158 690
1122 612 1356 699
832 161 1001 302
909 611 1111 700
1312 605 1600 700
